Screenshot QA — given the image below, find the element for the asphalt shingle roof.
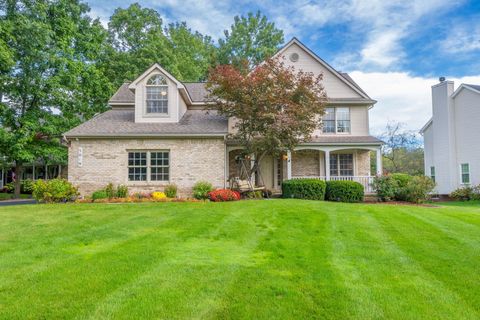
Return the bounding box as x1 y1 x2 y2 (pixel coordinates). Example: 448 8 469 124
108 83 135 103
307 135 383 144
65 109 228 137
108 72 372 105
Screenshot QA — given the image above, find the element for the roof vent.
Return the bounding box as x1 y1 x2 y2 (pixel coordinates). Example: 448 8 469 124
289 53 299 62
439 77 446 82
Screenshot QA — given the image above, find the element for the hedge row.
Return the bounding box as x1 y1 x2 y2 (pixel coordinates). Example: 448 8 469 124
325 180 364 203
282 179 364 202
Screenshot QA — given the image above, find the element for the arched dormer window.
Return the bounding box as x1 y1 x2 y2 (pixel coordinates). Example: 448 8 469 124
146 74 168 114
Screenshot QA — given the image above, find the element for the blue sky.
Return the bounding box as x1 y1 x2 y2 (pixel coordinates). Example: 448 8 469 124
87 0 480 132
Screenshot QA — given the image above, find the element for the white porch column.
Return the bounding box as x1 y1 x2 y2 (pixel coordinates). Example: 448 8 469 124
376 148 383 175
325 150 330 181
286 150 292 180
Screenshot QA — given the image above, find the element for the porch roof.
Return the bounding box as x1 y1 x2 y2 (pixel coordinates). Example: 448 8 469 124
227 135 382 146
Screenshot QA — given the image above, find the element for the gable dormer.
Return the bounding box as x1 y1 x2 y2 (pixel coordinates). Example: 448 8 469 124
128 64 189 123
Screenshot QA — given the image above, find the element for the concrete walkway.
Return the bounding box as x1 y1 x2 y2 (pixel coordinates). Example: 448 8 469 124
0 199 36 206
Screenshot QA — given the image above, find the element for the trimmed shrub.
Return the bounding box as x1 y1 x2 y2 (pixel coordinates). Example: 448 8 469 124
116 185 129 198
372 175 398 202
164 184 178 198
282 179 326 200
391 173 413 201
33 179 79 203
208 189 240 202
450 185 480 201
403 176 436 203
92 190 108 201
325 180 364 203
192 181 213 200
152 191 167 200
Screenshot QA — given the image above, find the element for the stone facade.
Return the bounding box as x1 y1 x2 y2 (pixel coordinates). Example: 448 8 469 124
290 149 371 177
355 150 371 176
68 138 225 196
292 150 320 177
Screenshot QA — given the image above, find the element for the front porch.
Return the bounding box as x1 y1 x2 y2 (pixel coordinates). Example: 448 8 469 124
227 145 382 194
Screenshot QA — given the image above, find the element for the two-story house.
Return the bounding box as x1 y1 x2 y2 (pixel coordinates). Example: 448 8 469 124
420 79 480 195
65 38 383 196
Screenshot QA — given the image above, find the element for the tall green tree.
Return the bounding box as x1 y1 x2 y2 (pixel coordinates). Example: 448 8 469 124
104 3 175 86
0 0 112 197
218 11 284 71
166 22 216 81
104 4 216 85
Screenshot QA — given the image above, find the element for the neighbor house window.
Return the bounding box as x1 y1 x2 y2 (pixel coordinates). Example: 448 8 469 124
430 166 435 183
460 163 470 184
146 74 168 114
128 151 170 182
322 107 350 133
330 154 354 176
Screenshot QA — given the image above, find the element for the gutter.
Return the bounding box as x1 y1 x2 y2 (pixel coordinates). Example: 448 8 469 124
64 133 228 139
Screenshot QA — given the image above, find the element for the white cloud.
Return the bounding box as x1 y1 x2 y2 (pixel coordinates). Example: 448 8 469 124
441 20 480 54
348 71 480 134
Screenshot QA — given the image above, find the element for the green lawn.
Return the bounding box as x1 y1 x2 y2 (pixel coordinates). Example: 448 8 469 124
1 200 479 319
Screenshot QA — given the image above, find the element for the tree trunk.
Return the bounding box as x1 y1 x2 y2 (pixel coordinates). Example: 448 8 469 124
13 163 23 199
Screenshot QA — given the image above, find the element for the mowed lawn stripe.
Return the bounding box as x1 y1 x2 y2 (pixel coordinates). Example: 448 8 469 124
207 201 354 319
88 202 273 319
0 203 233 319
372 206 480 316
0 200 479 319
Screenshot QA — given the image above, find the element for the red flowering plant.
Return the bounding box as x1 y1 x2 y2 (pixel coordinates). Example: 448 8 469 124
208 189 241 202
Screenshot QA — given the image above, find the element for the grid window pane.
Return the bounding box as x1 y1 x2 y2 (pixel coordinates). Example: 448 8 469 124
330 154 353 176
430 166 436 183
128 152 147 181
339 154 354 176
322 108 335 133
150 151 169 181
146 86 168 114
330 154 338 176
336 108 350 133
322 107 350 133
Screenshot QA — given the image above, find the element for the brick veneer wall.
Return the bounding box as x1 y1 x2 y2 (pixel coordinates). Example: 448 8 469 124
68 138 226 196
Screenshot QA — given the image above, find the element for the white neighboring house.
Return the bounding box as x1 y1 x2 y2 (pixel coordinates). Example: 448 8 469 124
420 79 480 195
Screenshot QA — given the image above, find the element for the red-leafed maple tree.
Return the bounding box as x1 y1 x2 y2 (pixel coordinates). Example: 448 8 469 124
207 57 327 185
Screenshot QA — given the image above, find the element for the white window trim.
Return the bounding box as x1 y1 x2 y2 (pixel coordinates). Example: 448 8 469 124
322 107 351 134
459 163 470 185
329 152 355 177
144 74 170 117
127 150 170 183
430 166 435 182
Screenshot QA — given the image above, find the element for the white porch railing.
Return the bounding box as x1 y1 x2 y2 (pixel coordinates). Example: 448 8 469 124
292 176 375 194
